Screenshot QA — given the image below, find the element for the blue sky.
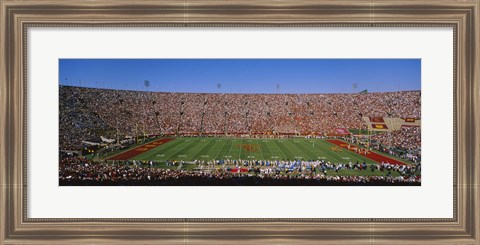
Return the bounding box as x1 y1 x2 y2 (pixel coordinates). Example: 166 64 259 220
59 59 421 94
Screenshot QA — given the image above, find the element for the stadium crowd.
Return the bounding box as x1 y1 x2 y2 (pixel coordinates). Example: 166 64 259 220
59 156 420 186
59 87 115 149
370 127 421 163
59 86 421 151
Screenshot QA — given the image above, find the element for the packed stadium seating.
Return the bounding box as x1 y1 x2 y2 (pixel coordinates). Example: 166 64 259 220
59 86 421 151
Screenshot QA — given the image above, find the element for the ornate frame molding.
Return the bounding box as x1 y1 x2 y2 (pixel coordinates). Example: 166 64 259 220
1 0 478 244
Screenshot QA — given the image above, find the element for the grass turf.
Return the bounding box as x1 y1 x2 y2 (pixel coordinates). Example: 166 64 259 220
105 137 417 177
122 137 409 165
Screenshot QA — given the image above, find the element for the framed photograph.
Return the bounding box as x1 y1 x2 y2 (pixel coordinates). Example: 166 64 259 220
59 58 422 187
1 0 478 244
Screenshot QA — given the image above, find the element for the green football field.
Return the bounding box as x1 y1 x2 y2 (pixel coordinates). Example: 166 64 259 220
126 137 399 165
104 137 418 177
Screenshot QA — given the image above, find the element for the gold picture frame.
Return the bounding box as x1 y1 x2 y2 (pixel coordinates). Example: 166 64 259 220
1 0 478 243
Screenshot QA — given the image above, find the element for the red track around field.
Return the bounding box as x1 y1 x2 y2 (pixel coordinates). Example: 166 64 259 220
326 139 405 165
107 138 175 161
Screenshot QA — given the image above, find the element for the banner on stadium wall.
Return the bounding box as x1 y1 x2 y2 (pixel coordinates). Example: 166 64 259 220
364 116 419 131
369 117 385 123
371 124 388 130
334 128 351 135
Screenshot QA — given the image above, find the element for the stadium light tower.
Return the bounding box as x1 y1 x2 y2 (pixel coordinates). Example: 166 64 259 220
143 80 150 141
352 82 358 92
353 82 362 135
116 95 120 144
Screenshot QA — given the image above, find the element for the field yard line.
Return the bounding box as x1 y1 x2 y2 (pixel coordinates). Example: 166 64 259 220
271 140 289 160
237 138 243 159
337 139 411 165
279 140 298 161
153 139 193 158
212 139 230 160
144 139 190 160
282 139 308 159
304 139 327 158
338 147 371 164
133 138 183 160
183 138 214 160
226 138 234 156
162 139 201 160
265 141 281 160
263 139 275 158
259 140 274 159
331 139 408 165
256 141 265 160
191 139 217 160
323 140 373 164
321 140 353 163
286 139 317 160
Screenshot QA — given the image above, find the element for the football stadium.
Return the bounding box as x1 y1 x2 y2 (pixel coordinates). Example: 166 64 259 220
59 59 421 186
